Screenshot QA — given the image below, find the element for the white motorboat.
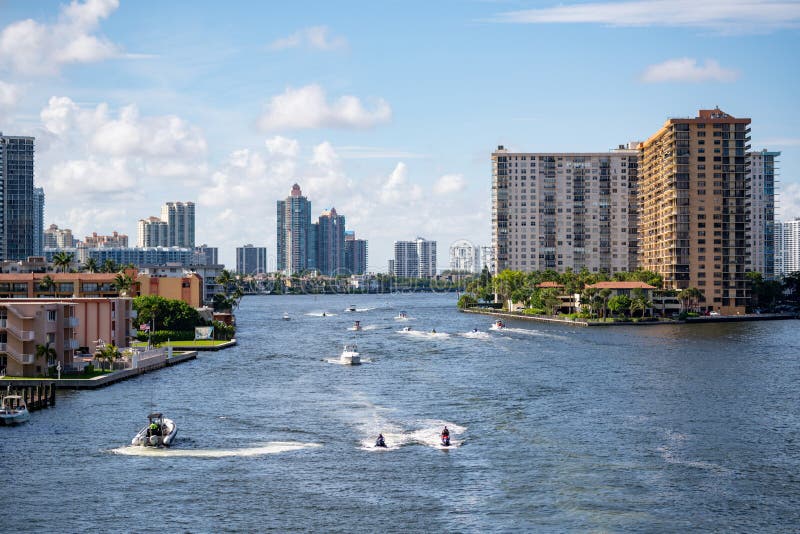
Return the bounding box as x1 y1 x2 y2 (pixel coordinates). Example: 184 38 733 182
282 312 290 321
339 343 361 365
0 394 30 425
346 304 357 312
131 412 178 447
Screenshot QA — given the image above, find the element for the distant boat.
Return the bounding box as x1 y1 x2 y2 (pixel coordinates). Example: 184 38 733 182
339 343 361 365
282 312 290 321
346 304 356 312
131 412 178 447
395 311 409 320
0 394 29 425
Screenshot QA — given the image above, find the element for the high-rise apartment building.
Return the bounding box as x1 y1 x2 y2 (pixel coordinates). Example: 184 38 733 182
84 231 128 248
137 216 169 247
345 231 368 275
775 219 800 276
392 237 437 278
449 239 480 273
33 187 44 256
0 134 36 261
193 244 218 266
43 224 75 249
492 145 639 275
639 108 751 314
277 184 314 274
236 244 267 275
161 201 195 248
315 207 346 276
747 150 779 279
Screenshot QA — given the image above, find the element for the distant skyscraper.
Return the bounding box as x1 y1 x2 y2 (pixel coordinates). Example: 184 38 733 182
316 207 346 276
0 134 36 260
277 184 313 274
345 231 368 275
480 245 495 273
43 224 74 248
393 237 437 278
449 239 480 273
748 150 779 279
236 244 267 275
138 216 169 247
161 201 195 248
775 219 800 276
193 244 218 266
33 187 44 256
84 231 128 248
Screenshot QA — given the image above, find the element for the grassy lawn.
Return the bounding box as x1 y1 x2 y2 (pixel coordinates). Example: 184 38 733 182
131 339 231 348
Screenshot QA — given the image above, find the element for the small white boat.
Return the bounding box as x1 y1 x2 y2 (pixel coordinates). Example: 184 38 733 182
339 343 361 365
131 412 178 447
282 312 290 321
346 304 357 312
0 394 30 425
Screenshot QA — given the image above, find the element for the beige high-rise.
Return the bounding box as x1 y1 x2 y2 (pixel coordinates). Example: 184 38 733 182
638 108 751 314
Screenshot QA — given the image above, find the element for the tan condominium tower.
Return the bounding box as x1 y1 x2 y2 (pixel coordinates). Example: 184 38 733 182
492 145 639 275
638 108 751 315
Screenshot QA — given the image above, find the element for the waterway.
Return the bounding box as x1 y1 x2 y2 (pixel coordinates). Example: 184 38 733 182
2 293 799 532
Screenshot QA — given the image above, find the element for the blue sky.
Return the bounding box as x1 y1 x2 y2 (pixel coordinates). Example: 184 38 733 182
0 0 798 271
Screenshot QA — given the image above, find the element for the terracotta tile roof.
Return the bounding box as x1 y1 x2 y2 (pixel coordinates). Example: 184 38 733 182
537 281 564 288
585 281 656 290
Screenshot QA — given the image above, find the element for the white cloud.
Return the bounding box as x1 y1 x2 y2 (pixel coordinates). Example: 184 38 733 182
269 26 347 51
337 146 427 159
640 58 740 83
0 0 121 75
491 0 800 33
378 162 422 204
0 80 20 108
257 84 392 131
265 135 300 158
46 157 135 196
433 174 467 195
778 183 800 220
755 138 800 147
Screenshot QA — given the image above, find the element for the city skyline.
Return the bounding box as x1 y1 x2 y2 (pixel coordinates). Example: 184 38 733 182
0 1 798 269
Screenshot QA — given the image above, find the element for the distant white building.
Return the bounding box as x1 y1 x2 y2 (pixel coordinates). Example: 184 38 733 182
392 237 437 278
748 150 779 279
480 245 495 273
775 219 800 276
449 239 480 273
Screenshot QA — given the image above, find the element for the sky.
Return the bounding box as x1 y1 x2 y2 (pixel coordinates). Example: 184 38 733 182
0 0 798 272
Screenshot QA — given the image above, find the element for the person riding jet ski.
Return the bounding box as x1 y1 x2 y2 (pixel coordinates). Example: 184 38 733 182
441 426 450 446
375 434 387 448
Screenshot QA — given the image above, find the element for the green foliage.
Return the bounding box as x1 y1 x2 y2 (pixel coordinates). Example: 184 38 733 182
136 330 195 343
212 320 235 340
457 294 478 309
84 363 94 374
523 308 546 316
607 295 631 316
133 295 203 332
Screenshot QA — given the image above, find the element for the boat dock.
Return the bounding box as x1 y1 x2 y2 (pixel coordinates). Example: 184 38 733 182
1 382 56 412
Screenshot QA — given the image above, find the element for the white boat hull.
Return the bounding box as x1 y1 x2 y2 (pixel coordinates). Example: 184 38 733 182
0 409 30 425
131 417 178 447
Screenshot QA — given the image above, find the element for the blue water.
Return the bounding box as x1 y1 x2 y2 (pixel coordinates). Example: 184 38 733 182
2 294 799 532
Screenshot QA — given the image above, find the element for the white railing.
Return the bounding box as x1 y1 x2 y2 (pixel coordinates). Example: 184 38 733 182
4 344 34 364
5 323 35 341
65 339 79 349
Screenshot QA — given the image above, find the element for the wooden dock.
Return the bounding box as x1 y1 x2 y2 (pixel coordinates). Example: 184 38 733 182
1 382 56 412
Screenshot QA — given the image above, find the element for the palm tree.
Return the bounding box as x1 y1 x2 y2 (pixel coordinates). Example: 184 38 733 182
216 269 235 296
96 343 121 371
599 288 613 320
678 287 704 313
52 251 74 273
38 275 55 297
35 342 58 375
630 288 653 318
83 258 99 273
112 272 134 296
101 259 118 273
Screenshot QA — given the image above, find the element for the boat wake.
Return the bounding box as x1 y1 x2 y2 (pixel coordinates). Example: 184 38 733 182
348 324 382 331
110 441 321 458
397 329 450 339
326 358 373 365
460 331 491 340
359 419 466 451
306 312 337 317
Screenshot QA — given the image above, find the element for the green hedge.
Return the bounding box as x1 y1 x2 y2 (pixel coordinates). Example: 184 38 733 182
136 330 195 344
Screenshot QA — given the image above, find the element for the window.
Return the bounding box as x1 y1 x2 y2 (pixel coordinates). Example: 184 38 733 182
47 310 57 321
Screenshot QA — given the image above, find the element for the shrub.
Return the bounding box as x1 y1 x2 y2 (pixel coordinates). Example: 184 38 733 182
523 308 546 316
84 363 94 374
457 294 478 310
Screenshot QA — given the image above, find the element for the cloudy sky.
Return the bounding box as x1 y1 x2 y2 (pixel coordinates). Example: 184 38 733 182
0 0 798 271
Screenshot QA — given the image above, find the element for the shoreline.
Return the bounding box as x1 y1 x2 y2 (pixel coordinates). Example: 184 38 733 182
461 307 798 327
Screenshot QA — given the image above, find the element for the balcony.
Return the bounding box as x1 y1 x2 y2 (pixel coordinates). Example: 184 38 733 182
64 316 79 328
65 339 79 350
3 344 35 364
